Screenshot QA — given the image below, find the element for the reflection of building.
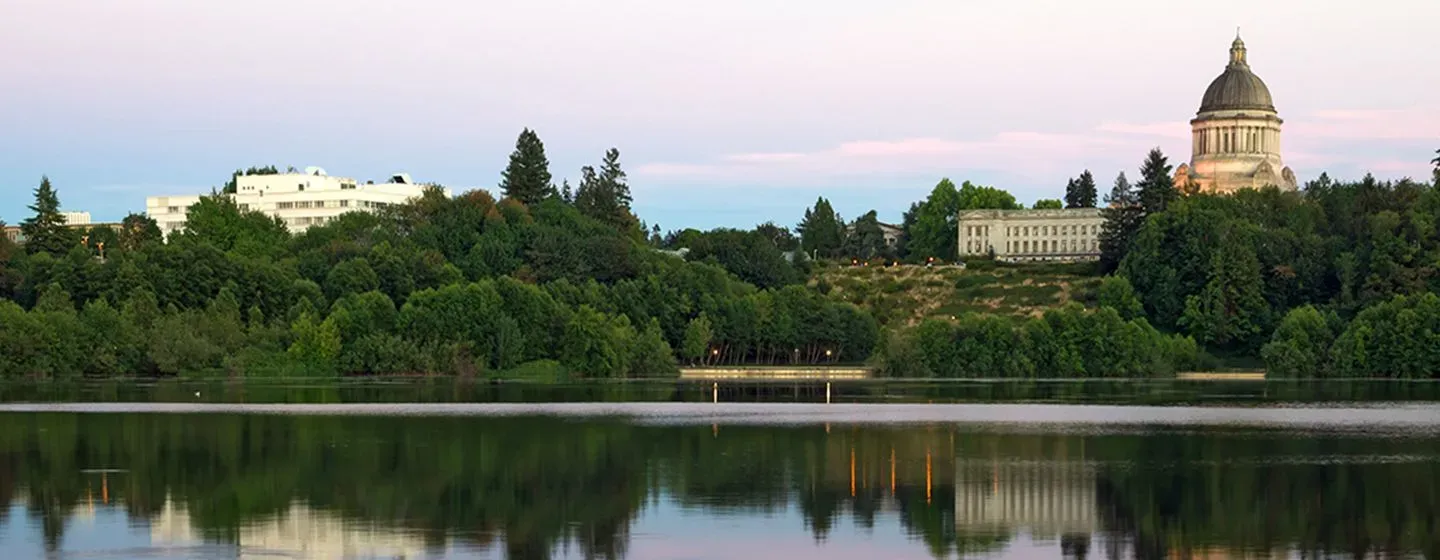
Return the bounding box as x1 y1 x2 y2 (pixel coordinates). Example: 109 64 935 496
151 496 433 559
145 167 443 236
956 209 1103 262
953 459 1099 537
1173 34 1297 194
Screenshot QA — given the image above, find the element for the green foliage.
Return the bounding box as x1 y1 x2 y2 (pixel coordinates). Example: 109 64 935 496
843 210 891 260
876 305 1197 378
1329 293 1440 378
498 128 555 205
21 176 80 255
903 179 1020 261
680 228 803 289
1032 199 1063 210
1135 148 1177 215
682 313 713 364
1099 171 1142 273
573 148 637 231
1178 236 1271 351
287 312 341 375
1064 170 1098 208
177 193 289 258
1095 275 1144 321
1261 305 1340 378
1115 164 1440 376
796 197 845 259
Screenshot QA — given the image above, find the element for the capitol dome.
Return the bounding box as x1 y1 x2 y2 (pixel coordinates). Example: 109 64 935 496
1175 33 1297 195
1197 36 1275 113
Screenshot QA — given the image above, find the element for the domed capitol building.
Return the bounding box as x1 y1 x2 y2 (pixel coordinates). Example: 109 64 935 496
1173 33 1298 193
956 33 1298 262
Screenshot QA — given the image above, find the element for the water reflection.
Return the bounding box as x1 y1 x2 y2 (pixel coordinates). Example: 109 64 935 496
0 411 1435 559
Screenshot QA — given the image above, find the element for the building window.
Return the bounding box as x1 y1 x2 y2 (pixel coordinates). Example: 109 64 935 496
167 206 178 213
338 200 351 208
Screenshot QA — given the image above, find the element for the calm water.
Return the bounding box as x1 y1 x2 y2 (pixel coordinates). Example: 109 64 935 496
1 390 1439 559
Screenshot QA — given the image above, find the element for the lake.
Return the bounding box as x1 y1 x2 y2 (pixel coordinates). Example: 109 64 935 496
0 381 1437 558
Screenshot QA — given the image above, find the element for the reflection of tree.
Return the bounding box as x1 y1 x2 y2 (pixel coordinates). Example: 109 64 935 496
0 416 1436 559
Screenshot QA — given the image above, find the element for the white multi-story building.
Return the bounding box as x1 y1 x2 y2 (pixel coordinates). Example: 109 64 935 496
957 208 1104 263
60 211 92 225
146 167 444 236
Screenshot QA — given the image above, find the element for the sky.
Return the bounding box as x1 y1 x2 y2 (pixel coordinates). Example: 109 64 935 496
2 0 1437 230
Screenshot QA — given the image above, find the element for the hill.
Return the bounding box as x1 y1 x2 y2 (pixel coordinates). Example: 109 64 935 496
809 260 1104 328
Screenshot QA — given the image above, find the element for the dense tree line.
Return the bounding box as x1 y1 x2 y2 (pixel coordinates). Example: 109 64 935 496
875 301 1199 378
0 133 877 378
1108 150 1440 376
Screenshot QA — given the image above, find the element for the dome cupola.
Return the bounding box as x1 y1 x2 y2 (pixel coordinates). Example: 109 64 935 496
1197 33 1275 113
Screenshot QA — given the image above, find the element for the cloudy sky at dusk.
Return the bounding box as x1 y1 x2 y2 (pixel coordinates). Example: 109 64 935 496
2 0 1437 230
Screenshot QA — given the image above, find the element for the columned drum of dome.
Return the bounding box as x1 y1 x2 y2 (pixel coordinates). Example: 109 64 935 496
1174 34 1298 194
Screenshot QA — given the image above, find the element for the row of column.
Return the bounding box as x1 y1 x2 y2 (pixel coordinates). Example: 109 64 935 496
1195 124 1278 156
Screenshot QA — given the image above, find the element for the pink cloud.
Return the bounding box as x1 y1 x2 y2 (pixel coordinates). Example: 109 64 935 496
634 128 1160 185
1294 107 1440 140
634 106 1438 187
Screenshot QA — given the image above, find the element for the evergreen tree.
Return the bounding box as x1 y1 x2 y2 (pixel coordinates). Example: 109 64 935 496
1179 239 1270 350
20 176 78 255
498 128 555 205
1135 148 1176 214
843 210 888 259
795 197 845 259
559 179 573 204
573 149 635 229
1065 170 1098 208
1432 148 1439 185
1098 172 1142 273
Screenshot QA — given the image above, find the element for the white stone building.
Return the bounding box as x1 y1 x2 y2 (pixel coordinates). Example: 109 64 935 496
956 208 1103 262
60 211 92 225
146 168 443 236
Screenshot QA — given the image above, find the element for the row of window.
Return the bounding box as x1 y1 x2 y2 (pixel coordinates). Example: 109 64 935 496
272 200 375 210
288 216 332 227
963 224 1097 238
963 239 1097 255
1009 239 1095 254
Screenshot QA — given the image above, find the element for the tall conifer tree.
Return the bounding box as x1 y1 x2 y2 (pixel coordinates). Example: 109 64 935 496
796 197 845 259
1073 170 1098 208
21 176 77 255
573 148 635 229
498 128 555 206
1099 172 1142 272
1135 148 1177 214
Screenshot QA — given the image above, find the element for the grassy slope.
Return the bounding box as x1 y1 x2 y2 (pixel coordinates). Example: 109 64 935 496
809 260 1104 328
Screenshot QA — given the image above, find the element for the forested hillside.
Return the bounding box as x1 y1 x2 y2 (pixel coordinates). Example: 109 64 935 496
0 140 876 379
